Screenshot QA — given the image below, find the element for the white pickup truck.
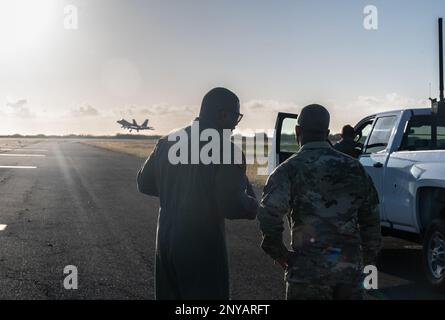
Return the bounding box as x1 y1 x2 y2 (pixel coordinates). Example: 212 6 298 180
269 108 445 290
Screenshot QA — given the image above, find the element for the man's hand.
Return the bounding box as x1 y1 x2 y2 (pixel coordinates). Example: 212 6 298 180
261 235 289 262
246 179 257 199
274 256 289 270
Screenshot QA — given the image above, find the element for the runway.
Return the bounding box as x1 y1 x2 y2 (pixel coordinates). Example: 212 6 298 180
0 140 444 299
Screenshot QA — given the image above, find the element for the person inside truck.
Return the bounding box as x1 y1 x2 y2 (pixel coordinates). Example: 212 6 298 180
333 125 360 158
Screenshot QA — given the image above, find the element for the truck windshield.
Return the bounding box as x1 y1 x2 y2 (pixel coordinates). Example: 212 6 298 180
399 116 445 151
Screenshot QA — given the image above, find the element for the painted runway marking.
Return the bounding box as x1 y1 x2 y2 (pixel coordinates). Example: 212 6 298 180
21 149 48 152
0 149 48 152
0 224 7 231
0 154 46 157
0 166 37 169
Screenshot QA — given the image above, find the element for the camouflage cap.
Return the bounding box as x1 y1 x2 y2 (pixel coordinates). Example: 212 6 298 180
297 104 330 133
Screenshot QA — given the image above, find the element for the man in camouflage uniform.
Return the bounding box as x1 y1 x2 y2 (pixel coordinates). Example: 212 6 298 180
258 104 381 300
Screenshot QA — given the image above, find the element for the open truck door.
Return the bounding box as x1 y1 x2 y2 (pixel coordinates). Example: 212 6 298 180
354 113 400 224
268 112 299 174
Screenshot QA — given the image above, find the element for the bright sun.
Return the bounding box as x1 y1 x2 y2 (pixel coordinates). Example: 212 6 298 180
0 0 56 54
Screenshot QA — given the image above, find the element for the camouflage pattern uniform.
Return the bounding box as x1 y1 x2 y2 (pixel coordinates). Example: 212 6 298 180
258 141 381 300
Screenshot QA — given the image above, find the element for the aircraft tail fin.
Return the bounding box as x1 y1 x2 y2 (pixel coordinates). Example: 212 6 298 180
141 119 149 127
132 119 137 126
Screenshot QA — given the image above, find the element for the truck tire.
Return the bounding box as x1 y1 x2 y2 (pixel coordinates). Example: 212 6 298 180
423 219 445 291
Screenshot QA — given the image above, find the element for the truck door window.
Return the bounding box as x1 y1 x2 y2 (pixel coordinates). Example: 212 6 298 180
364 116 397 154
400 118 432 151
355 122 373 144
279 118 298 153
400 116 445 150
438 123 445 149
354 121 373 154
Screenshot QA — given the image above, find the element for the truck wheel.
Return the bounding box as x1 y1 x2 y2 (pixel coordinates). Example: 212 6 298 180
423 219 445 291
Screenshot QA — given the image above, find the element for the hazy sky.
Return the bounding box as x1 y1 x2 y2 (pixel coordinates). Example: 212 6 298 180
1 0 444 135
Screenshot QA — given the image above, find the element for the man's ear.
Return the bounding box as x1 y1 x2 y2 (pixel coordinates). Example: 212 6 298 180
295 126 301 141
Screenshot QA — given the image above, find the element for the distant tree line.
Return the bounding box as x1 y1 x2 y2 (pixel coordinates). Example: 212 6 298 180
0 133 162 140
0 132 342 143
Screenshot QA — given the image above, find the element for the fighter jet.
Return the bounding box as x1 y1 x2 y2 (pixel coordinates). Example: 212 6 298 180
117 119 154 132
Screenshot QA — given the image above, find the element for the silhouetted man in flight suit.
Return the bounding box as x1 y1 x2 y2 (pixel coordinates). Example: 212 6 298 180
137 87 258 299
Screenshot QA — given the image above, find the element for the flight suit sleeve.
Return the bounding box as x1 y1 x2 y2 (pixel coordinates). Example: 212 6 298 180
358 171 382 266
137 141 161 197
214 155 258 221
258 165 291 261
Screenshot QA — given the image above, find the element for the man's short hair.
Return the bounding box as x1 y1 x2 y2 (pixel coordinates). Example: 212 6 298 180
297 104 330 135
342 125 355 138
